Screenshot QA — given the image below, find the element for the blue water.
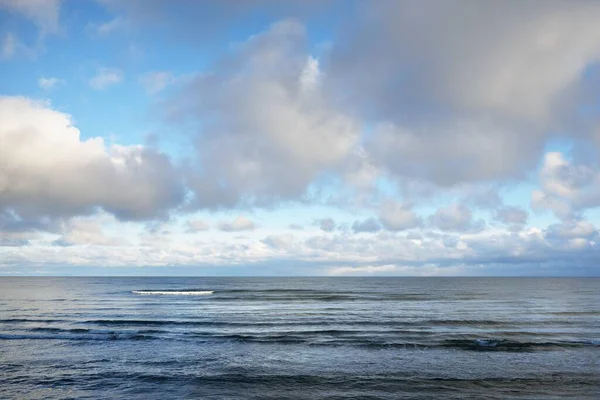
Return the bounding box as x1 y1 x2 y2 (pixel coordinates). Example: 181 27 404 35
0 277 598 399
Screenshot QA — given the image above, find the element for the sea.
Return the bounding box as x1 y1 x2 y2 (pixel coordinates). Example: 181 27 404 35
0 277 598 399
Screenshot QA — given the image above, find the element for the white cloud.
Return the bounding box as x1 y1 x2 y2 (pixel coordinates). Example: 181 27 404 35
0 96 184 221
328 264 398 276
53 214 128 247
38 76 64 90
89 67 123 90
218 216 256 232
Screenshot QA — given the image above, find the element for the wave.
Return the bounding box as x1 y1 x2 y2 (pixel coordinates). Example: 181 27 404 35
0 332 156 341
132 290 214 296
2 326 598 351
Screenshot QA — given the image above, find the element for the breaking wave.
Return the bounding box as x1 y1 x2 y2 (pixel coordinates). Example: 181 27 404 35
131 290 214 296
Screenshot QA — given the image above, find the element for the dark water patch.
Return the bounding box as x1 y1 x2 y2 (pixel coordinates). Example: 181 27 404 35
0 332 158 341
428 319 507 327
439 338 600 352
30 327 90 333
0 318 68 324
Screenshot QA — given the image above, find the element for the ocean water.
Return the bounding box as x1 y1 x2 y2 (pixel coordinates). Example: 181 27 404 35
0 277 598 399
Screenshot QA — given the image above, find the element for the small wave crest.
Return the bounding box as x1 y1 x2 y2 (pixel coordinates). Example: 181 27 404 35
132 290 214 296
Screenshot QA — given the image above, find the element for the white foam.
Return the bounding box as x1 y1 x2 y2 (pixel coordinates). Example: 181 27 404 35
132 290 214 296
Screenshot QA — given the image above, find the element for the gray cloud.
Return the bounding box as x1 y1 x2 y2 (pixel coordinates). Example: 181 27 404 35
314 218 336 232
429 203 484 232
494 206 528 226
165 20 359 208
352 217 381 233
327 1 600 187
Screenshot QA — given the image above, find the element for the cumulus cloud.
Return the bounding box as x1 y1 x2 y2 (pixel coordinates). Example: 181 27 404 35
546 220 597 241
89 67 123 90
327 1 600 187
52 215 127 247
168 20 359 208
379 201 421 231
532 152 600 220
0 96 184 222
218 216 256 232
429 203 483 232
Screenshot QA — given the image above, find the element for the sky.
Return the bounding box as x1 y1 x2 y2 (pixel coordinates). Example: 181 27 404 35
1 0 600 276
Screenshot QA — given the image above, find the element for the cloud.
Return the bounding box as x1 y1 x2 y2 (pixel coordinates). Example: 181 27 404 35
38 76 64 90
86 17 124 37
98 0 342 47
314 217 336 232
352 217 381 233
218 216 256 232
326 1 600 187
0 32 16 60
185 219 209 233
262 233 295 250
167 20 359 208
138 71 174 94
379 201 421 231
429 203 483 232
0 32 34 60
0 0 61 35
546 220 597 241
89 67 123 90
532 152 600 221
52 215 128 247
328 264 397 276
494 206 528 226
0 96 185 222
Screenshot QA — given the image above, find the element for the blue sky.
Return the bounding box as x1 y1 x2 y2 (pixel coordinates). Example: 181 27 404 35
1 0 600 276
